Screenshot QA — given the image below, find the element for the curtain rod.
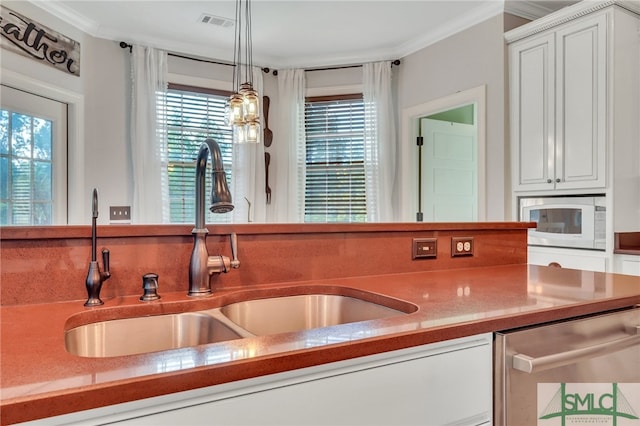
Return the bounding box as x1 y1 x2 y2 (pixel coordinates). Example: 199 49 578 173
305 59 401 72
118 42 274 74
119 42 400 75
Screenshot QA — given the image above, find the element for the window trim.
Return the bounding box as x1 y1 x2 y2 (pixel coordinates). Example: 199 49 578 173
1 85 67 225
168 83 232 98
1 70 84 224
305 93 363 103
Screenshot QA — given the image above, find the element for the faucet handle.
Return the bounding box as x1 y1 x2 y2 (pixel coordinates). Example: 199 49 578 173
229 233 240 269
205 234 240 273
102 248 111 279
84 248 112 307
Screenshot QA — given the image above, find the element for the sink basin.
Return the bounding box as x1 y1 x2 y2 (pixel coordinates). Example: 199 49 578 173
65 312 243 357
220 294 410 336
65 288 416 357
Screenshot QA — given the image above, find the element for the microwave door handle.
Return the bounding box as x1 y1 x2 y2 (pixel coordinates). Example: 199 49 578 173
512 326 640 374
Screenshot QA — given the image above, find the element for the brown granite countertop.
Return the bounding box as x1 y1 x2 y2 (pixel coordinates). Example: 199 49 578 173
2 264 640 424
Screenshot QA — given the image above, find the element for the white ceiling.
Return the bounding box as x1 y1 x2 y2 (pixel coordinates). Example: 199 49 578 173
32 0 577 69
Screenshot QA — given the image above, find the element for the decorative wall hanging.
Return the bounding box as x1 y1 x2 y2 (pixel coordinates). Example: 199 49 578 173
263 95 273 147
0 5 80 76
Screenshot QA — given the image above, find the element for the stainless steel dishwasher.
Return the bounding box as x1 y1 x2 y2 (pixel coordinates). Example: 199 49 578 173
494 307 640 425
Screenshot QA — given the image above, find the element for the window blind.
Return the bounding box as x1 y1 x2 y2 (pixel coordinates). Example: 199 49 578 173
304 96 366 223
158 85 233 224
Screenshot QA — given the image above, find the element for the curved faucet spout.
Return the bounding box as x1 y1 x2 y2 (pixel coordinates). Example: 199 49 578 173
189 138 237 296
194 139 233 231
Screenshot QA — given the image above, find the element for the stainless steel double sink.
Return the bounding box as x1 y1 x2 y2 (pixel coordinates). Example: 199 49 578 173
65 291 417 358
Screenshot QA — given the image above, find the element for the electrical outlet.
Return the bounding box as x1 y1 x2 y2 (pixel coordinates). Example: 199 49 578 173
412 238 437 259
109 206 131 222
451 237 474 257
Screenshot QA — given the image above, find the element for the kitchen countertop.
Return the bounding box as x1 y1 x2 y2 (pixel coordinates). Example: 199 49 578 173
2 264 640 424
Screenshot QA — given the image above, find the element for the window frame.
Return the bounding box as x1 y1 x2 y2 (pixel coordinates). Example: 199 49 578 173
0 70 84 225
303 93 367 223
160 83 234 224
1 84 68 225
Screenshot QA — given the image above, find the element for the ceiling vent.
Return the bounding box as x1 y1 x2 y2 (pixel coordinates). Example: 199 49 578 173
199 14 234 28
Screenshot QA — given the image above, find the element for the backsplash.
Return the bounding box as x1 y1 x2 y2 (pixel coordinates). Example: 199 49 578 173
0 223 531 305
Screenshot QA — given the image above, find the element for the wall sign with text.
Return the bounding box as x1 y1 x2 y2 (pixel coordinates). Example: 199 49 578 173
0 5 80 76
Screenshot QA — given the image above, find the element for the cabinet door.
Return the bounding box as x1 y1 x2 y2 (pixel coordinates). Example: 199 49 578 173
555 13 607 189
510 32 556 191
112 336 493 426
614 254 640 276
528 246 608 272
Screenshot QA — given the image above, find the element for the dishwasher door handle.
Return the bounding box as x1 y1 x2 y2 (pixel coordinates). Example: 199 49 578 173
512 326 640 374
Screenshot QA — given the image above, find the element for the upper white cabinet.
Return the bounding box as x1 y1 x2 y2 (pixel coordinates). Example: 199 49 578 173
509 12 607 192
509 31 556 191
507 2 640 198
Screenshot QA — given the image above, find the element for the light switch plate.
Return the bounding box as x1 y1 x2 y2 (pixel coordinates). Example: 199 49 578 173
109 206 131 223
412 238 437 259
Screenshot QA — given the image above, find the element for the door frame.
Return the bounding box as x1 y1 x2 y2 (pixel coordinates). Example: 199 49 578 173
1 69 85 224
398 85 486 222
1 85 69 225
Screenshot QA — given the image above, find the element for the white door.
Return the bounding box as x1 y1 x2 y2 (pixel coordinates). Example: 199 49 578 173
421 118 477 222
0 85 67 225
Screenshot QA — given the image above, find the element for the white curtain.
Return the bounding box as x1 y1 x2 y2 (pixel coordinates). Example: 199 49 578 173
272 69 306 222
231 66 266 223
130 45 168 224
363 61 397 222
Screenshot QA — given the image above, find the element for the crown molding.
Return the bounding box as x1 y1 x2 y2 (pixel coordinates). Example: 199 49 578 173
27 0 508 69
505 0 640 43
31 0 100 35
504 1 559 20
396 1 505 59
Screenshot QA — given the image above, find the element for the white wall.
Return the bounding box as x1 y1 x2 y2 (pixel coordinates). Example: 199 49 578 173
1 2 508 224
82 38 130 224
395 14 507 221
1 1 129 224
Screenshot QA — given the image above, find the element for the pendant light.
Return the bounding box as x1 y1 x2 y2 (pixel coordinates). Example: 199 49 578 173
227 0 260 144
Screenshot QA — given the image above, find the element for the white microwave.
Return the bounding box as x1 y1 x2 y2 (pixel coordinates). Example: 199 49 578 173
519 196 606 251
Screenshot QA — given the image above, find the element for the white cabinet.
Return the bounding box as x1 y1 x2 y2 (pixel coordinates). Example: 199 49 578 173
613 254 640 276
509 12 607 192
528 246 608 272
19 334 493 426
508 2 640 233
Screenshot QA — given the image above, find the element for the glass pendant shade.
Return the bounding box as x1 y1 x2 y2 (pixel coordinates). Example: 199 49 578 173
228 94 245 126
228 0 260 144
233 124 247 144
224 103 231 126
243 88 259 123
244 120 260 144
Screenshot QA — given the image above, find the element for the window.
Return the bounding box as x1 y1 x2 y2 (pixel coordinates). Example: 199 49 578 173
158 84 233 224
0 85 67 225
304 95 366 223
